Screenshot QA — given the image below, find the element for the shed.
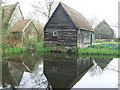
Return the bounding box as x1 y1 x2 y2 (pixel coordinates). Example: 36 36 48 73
44 2 94 48
94 20 114 41
2 2 24 29
2 3 39 47
9 19 39 46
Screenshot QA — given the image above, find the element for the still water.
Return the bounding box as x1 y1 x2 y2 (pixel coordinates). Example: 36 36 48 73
2 53 118 89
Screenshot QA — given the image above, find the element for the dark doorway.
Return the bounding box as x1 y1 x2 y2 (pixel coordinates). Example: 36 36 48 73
90 34 92 45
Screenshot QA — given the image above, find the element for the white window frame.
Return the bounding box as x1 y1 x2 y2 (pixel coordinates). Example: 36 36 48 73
53 31 58 37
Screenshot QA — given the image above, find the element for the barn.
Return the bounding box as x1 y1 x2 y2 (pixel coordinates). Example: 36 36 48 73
44 2 94 48
2 2 39 47
94 20 115 41
9 19 38 46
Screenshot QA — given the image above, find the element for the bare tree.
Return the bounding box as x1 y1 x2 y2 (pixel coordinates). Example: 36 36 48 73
0 0 3 6
32 0 58 21
0 0 7 6
88 16 100 28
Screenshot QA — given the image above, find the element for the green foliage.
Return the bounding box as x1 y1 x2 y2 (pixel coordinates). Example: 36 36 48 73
2 3 17 30
89 43 119 50
2 8 5 20
32 42 51 52
75 42 120 56
77 47 119 56
2 43 10 50
2 22 9 30
3 46 26 54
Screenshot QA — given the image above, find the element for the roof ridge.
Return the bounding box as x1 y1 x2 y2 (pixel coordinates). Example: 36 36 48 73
2 2 18 7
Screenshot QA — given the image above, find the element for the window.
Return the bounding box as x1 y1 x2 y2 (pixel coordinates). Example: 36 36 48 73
53 31 58 37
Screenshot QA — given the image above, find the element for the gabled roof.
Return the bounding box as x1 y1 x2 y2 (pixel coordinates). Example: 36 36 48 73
94 20 114 35
2 3 17 26
9 19 31 32
60 2 93 30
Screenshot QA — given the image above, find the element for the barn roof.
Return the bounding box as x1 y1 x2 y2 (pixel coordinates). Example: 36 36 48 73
2 3 17 28
60 2 93 30
9 19 31 32
94 20 114 35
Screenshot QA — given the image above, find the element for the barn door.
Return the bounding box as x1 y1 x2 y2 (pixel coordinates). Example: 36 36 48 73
81 33 84 43
90 34 92 45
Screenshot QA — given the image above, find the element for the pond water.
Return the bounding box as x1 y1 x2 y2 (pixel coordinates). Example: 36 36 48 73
1 53 119 89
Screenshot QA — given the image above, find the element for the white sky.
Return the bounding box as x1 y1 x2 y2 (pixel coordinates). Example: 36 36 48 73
4 0 119 37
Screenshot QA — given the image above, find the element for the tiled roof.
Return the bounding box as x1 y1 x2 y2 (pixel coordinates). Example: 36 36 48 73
9 19 31 32
2 3 17 28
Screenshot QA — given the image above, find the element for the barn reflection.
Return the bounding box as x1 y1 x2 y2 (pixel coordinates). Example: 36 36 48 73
43 53 94 89
2 53 116 89
94 57 113 70
2 54 44 88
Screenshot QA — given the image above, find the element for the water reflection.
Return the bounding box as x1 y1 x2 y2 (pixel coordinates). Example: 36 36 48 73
43 53 93 89
2 61 23 87
89 57 113 76
2 53 118 89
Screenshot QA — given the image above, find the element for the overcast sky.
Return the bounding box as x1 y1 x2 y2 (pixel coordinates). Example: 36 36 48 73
4 0 119 37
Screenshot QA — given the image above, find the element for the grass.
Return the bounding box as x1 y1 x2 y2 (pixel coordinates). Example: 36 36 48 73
76 41 119 56
33 42 51 52
2 42 51 54
2 41 120 57
3 47 26 54
77 47 119 55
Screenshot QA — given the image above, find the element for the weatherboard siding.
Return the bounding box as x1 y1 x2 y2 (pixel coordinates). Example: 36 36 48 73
95 20 114 40
44 4 77 47
44 29 77 46
44 4 76 29
44 3 94 47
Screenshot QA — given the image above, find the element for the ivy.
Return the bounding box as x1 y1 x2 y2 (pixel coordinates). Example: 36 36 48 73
2 8 5 20
2 4 17 30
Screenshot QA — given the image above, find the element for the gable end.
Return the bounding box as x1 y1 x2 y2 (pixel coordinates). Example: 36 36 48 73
44 3 77 30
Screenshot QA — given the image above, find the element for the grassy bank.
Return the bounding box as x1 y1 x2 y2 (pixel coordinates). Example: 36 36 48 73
2 42 51 54
77 47 119 56
2 41 120 56
76 42 119 56
2 44 26 54
3 47 26 54
34 42 51 52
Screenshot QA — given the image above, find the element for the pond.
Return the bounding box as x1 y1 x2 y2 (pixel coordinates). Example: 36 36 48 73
1 53 119 89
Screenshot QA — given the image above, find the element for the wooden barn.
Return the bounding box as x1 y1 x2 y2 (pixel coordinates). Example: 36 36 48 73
2 2 39 47
44 2 94 48
9 19 39 46
94 20 115 41
2 2 24 29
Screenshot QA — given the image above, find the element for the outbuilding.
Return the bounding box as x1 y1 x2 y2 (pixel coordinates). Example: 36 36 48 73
44 2 94 48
